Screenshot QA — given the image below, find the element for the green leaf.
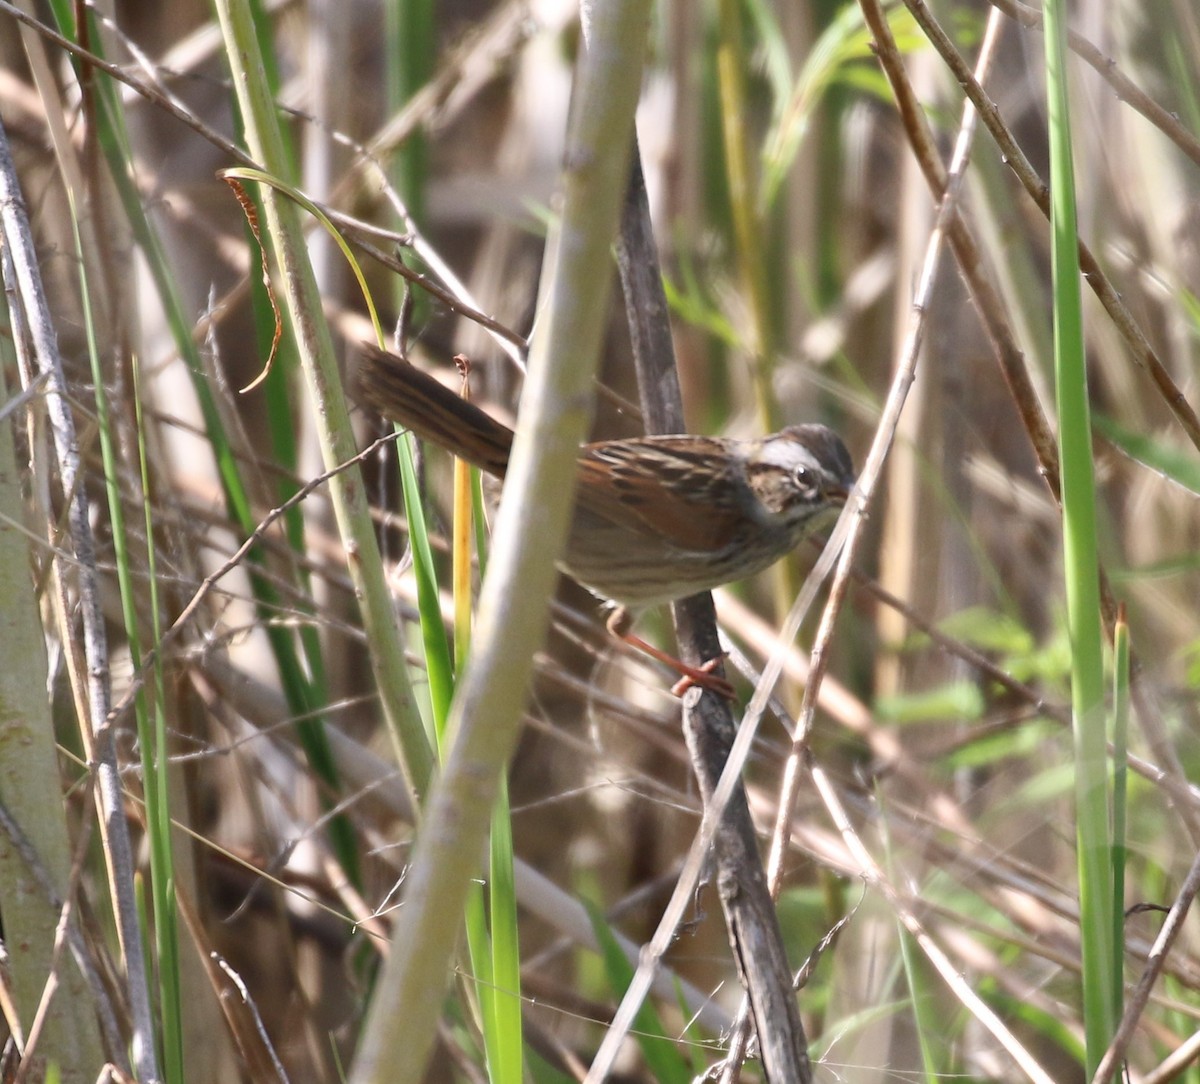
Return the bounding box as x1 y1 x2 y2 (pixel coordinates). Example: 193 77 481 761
941 719 1060 770
935 606 1036 657
1094 414 1200 496
761 5 923 208
876 681 985 725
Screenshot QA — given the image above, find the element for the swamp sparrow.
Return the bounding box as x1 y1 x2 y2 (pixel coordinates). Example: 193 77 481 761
358 346 855 693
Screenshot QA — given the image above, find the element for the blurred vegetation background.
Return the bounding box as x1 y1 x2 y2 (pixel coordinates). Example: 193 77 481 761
0 0 1198 1080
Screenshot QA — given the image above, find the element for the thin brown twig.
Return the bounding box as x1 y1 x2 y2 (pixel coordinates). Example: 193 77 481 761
342 234 528 351
1 114 161 1084
1143 1030 1200 1083
109 431 402 726
766 0 1005 903
810 763 1058 1082
875 0 1200 848
590 134 812 1082
903 0 1200 455
861 2 1063 498
987 0 1200 170
0 0 532 358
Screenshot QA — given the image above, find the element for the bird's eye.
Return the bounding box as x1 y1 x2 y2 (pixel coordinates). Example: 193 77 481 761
793 465 817 496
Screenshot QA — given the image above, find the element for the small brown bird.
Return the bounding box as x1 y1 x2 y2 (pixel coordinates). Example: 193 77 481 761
358 345 855 693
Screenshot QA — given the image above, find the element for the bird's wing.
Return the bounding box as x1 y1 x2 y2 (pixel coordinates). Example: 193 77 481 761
574 437 746 554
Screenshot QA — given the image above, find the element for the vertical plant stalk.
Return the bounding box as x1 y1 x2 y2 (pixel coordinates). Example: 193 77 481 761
78 236 184 1083
1041 0 1115 1068
212 0 434 800
900 0 1200 457
0 337 107 1082
808 765 1056 1082
1092 841 1200 1082
1109 607 1129 1017
750 10 1003 1080
0 118 161 1084
384 0 433 225
130 365 185 1084
451 398 524 1084
613 152 812 1082
348 0 652 1079
892 0 1200 853
451 419 473 674
715 0 779 433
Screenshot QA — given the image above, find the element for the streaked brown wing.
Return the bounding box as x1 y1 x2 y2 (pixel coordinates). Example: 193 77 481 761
574 437 746 553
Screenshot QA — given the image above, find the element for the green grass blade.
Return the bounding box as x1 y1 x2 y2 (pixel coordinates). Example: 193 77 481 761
384 0 433 226
1042 0 1116 1067
71 209 182 1084
395 434 455 745
1093 414 1200 496
216 0 438 818
485 775 523 1084
133 363 185 1084
42 0 368 884
715 0 779 432
585 900 691 1084
1110 607 1130 1026
761 3 917 209
456 460 523 1084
